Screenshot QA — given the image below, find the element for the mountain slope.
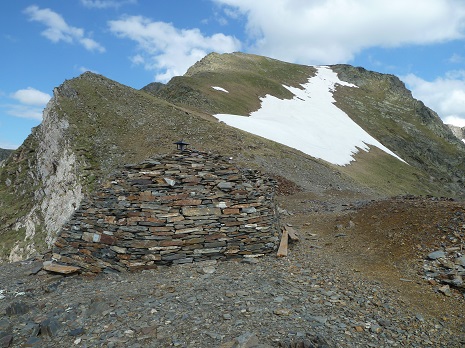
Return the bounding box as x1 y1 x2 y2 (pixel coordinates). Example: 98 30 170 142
154 52 315 116
154 53 465 196
331 64 465 195
214 65 404 165
0 148 13 162
1 52 465 262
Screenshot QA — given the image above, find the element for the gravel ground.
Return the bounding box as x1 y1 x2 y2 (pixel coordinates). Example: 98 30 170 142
1 193 464 348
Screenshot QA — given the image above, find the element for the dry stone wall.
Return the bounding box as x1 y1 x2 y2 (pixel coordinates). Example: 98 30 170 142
53 150 279 272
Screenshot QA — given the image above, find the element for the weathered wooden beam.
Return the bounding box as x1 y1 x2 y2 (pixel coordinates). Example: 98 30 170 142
277 229 289 257
286 226 300 242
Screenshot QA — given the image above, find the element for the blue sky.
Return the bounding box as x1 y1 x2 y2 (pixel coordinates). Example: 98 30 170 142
2 0 465 149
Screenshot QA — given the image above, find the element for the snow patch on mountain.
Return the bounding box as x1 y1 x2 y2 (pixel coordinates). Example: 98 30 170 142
212 86 229 93
215 66 405 166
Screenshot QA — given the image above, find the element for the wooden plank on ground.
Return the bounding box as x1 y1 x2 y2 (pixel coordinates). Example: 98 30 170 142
285 226 300 241
277 229 289 257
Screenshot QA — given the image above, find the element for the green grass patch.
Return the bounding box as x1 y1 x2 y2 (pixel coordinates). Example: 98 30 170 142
0 227 26 261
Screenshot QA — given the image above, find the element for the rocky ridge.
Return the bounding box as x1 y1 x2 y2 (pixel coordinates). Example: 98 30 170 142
331 64 465 196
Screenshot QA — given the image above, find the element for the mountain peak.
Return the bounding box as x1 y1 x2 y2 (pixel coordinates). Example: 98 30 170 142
184 51 300 77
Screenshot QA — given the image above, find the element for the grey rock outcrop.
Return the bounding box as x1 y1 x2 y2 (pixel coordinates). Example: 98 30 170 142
447 124 465 142
5 91 84 262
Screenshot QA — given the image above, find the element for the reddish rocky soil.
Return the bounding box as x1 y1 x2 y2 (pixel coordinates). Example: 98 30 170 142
279 191 465 336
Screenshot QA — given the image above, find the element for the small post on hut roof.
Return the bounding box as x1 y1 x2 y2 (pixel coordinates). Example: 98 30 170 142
174 139 189 152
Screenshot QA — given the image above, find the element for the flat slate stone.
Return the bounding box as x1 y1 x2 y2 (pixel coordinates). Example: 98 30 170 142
40 318 60 337
24 337 41 347
427 250 446 260
6 302 29 316
42 264 80 274
456 256 465 266
27 262 44 275
0 333 13 348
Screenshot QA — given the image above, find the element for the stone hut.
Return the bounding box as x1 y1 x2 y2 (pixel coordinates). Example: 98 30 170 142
53 150 279 273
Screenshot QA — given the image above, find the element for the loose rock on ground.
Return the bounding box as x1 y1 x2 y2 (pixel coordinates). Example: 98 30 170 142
1 193 464 347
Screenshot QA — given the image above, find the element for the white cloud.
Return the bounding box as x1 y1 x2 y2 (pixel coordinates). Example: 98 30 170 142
24 5 105 53
76 66 99 74
444 115 465 127
449 53 465 64
11 88 51 106
5 104 44 120
80 0 137 9
130 54 145 65
79 37 104 52
403 72 465 126
213 0 465 64
4 88 51 121
108 16 241 82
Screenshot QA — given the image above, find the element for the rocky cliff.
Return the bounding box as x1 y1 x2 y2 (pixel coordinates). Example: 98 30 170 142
0 90 84 262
